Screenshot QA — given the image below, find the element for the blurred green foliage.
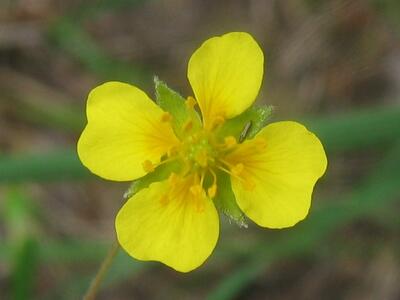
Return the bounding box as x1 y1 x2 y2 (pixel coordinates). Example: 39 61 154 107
1 0 400 299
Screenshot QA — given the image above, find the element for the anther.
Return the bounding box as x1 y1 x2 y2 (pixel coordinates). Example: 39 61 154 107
231 163 244 177
183 120 193 132
207 184 217 198
142 160 155 173
224 136 237 148
161 112 172 122
167 146 178 157
190 184 203 197
186 96 197 109
212 115 225 128
195 150 208 167
168 172 179 186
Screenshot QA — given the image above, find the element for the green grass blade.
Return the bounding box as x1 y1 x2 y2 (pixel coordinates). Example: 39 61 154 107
47 20 149 85
0 150 90 182
11 239 39 300
303 105 400 152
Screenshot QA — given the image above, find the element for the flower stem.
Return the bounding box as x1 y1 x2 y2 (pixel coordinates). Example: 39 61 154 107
83 240 120 300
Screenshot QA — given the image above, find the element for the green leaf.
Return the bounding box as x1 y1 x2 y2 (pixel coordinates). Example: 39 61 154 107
154 77 201 137
124 161 181 199
218 105 273 141
213 172 247 227
154 77 187 126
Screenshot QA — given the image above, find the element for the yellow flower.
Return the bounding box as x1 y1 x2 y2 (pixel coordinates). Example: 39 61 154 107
77 32 327 272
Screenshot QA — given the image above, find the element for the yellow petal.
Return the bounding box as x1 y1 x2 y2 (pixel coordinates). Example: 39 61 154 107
188 32 264 129
115 177 219 272
226 121 327 228
77 82 179 181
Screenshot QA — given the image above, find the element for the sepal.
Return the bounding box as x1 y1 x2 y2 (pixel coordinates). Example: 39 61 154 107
218 105 273 142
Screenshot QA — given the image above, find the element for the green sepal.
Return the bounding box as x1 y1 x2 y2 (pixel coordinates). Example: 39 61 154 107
213 171 247 227
154 77 201 137
218 105 273 142
124 161 181 199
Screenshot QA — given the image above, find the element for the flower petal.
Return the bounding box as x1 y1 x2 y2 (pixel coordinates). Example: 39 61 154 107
115 177 219 272
226 121 327 228
188 32 264 128
77 81 179 181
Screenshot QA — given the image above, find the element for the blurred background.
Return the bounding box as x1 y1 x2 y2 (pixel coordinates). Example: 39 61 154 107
1 0 400 299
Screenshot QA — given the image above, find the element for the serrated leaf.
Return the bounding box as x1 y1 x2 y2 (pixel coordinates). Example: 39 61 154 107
213 171 247 227
154 77 201 137
218 105 273 142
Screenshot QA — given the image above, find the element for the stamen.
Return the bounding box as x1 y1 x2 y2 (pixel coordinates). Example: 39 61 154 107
212 115 225 129
190 184 203 197
200 171 206 186
224 136 237 148
217 165 234 176
186 96 197 109
217 164 256 191
209 167 217 184
183 120 193 132
195 150 208 167
231 163 244 177
142 160 155 173
168 172 179 186
207 184 217 198
219 158 235 169
142 156 178 174
161 112 172 122
167 146 178 157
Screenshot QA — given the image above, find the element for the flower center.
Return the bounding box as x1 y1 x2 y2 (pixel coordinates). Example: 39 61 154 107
182 132 216 169
142 97 257 201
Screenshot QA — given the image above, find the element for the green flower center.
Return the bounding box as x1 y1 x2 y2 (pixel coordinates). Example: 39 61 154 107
182 132 217 169
143 100 255 199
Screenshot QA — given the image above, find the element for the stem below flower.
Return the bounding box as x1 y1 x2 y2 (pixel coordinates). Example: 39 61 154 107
83 240 120 300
